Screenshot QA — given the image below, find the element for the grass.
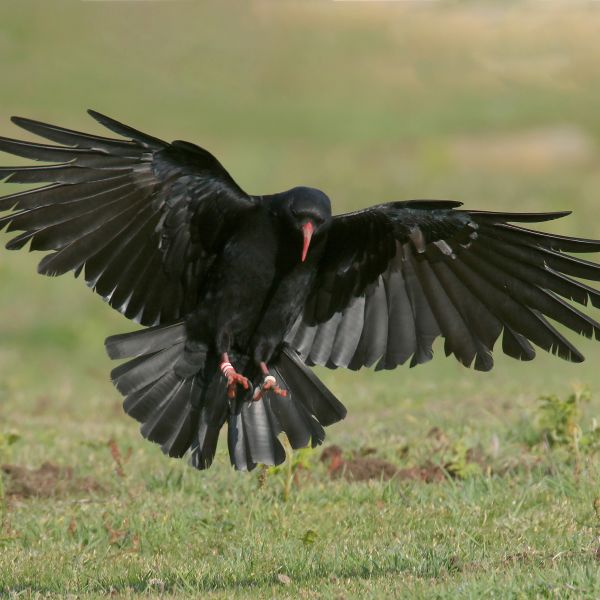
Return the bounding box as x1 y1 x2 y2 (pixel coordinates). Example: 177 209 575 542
2 2 600 597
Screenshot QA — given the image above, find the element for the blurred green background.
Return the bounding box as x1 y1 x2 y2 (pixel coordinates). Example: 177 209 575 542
2 2 600 597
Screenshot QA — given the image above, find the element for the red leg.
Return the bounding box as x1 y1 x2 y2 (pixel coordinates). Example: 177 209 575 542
253 361 287 401
219 353 249 399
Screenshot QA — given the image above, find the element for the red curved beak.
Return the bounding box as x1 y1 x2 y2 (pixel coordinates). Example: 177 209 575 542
301 221 314 262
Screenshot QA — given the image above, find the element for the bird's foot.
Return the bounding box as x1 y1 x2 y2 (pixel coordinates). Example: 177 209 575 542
253 362 287 401
220 354 250 399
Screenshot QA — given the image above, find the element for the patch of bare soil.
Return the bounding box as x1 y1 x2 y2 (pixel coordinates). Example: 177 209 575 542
321 445 401 482
320 441 483 484
2 462 103 499
395 462 447 483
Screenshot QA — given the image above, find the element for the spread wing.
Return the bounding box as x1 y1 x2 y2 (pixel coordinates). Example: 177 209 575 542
0 110 255 325
287 200 600 371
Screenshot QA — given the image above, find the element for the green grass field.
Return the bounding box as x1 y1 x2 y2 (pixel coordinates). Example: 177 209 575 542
2 3 600 598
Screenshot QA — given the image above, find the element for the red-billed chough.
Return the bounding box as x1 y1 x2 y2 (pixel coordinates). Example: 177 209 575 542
1 111 600 471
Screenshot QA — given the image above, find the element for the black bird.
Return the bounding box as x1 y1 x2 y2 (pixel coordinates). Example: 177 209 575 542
2 111 600 471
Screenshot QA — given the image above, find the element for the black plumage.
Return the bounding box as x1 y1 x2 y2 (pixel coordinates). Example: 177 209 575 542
2 111 600 471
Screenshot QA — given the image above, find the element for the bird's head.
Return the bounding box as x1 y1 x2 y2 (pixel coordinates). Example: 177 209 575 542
277 186 332 262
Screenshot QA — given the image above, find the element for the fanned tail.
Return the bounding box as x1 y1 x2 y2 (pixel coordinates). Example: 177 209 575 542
105 326 347 471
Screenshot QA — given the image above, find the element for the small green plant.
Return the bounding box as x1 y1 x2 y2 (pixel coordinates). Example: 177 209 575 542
423 427 485 480
443 438 483 480
533 387 600 474
536 387 590 449
579 419 600 454
301 529 318 546
264 438 316 501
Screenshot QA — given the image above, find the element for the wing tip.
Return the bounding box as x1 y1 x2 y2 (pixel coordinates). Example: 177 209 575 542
470 209 572 224
86 109 166 149
545 210 572 221
87 108 114 128
10 115 32 129
86 108 104 121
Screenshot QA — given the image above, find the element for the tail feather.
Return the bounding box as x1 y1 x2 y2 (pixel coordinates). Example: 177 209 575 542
190 372 229 469
240 399 286 467
105 325 347 471
227 409 257 472
111 345 184 395
267 367 326 449
262 389 315 450
162 406 194 458
106 322 186 359
278 347 347 426
124 373 178 420
140 378 191 443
